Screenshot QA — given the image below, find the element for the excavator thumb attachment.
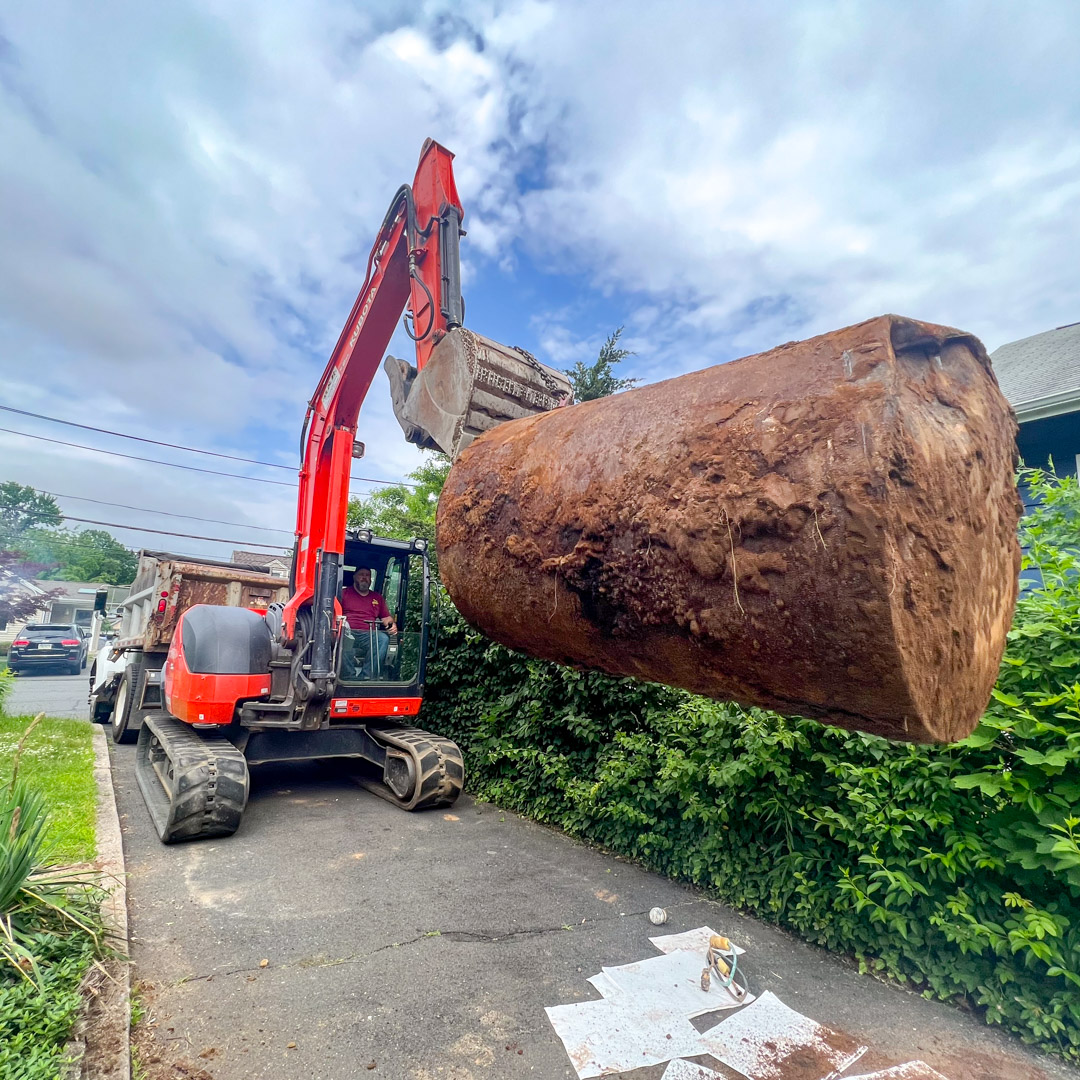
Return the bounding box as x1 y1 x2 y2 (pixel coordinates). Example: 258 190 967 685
385 326 572 460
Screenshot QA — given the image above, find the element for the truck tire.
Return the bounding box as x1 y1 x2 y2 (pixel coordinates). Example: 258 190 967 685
111 659 144 745
67 657 82 676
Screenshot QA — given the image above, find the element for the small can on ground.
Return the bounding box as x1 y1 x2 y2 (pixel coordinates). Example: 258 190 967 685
648 907 668 925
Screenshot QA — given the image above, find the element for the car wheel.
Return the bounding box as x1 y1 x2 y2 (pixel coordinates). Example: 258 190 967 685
110 663 142 744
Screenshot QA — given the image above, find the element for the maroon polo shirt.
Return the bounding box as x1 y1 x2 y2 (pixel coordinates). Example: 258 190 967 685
341 587 388 631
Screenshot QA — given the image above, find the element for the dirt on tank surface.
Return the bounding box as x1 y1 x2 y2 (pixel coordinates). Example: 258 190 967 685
437 314 1021 744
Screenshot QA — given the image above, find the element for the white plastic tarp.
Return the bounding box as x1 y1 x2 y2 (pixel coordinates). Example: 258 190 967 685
650 926 746 957
698 991 867 1080
585 970 624 1001
661 1059 724 1079
601 948 753 1018
544 998 706 1078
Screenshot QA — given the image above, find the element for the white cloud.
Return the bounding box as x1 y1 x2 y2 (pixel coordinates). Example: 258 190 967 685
0 0 1078 561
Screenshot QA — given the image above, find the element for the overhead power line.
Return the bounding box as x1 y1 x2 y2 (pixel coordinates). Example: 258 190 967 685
56 516 290 551
0 404 418 488
5 534 281 566
0 403 294 469
1 427 297 486
40 489 294 536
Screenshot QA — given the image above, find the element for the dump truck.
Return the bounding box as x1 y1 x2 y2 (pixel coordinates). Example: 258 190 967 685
125 139 1020 845
89 550 290 744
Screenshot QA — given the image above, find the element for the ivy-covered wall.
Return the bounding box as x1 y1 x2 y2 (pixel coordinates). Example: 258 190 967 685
422 470 1080 1059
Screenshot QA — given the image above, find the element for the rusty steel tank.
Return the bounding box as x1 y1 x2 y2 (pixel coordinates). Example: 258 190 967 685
436 315 1022 744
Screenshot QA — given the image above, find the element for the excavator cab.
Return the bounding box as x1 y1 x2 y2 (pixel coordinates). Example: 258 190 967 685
335 532 431 701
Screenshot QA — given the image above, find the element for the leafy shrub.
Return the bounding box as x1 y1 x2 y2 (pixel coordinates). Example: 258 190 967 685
425 468 1080 1058
0 931 94 1080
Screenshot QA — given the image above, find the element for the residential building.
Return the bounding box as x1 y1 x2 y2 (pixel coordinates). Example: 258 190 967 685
990 321 1080 476
231 550 292 579
30 580 132 627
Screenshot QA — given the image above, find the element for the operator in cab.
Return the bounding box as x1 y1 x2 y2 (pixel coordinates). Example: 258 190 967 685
341 567 397 680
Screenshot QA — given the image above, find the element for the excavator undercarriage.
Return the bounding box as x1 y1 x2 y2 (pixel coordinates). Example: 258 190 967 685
136 715 464 843
136 717 248 843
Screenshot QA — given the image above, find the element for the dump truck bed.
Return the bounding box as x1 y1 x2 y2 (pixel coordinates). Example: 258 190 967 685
117 550 290 652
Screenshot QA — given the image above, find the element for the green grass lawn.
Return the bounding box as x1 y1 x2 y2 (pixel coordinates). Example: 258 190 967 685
0 715 102 1079
0 716 96 863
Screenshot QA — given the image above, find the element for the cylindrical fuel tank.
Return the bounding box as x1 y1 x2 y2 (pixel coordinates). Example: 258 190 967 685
436 315 1022 743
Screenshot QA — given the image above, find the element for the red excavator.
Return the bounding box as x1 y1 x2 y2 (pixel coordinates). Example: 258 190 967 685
134 140 571 842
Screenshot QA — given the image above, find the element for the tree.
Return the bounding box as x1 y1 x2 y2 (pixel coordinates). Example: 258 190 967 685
564 326 637 402
31 529 138 585
0 482 62 544
347 454 450 546
0 552 61 630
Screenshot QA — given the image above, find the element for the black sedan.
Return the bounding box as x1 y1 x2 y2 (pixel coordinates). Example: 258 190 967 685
9 623 89 676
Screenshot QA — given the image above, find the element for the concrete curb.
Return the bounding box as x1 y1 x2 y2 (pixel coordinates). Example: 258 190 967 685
89 724 132 1080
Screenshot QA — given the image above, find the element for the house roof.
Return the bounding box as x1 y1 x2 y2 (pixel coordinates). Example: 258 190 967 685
231 550 291 569
28 580 131 603
31 579 106 600
990 322 1080 422
0 567 48 598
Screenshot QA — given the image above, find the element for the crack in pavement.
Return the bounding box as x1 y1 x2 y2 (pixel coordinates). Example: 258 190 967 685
170 904 684 984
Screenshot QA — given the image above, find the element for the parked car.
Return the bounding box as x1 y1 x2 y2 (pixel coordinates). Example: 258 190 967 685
9 623 90 676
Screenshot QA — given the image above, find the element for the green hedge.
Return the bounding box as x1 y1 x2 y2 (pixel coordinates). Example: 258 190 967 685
424 469 1080 1058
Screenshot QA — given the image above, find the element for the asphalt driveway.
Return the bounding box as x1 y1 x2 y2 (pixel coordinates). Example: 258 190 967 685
110 743 1077 1080
5 669 90 719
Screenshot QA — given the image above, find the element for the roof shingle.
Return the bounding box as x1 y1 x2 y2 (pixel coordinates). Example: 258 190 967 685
989 322 1080 417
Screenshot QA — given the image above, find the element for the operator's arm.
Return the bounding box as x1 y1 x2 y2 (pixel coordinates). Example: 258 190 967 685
375 593 397 635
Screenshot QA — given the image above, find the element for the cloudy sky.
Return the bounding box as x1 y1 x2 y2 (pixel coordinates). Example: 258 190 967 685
1 0 1078 563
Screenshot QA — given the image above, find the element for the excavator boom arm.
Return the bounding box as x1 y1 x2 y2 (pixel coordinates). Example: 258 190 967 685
284 140 463 643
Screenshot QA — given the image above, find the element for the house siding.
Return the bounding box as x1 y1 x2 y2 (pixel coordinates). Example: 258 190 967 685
1017 410 1080 477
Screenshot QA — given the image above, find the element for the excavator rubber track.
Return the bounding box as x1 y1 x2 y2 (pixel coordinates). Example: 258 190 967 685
135 715 249 843
355 725 464 810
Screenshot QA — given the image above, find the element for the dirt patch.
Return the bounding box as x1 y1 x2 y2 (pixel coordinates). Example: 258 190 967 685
820 1034 1053 1080
129 981 214 1080
72 957 129 1080
931 1046 1053 1080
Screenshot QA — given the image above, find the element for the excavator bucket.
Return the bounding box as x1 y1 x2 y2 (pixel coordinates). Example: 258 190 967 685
385 327 572 460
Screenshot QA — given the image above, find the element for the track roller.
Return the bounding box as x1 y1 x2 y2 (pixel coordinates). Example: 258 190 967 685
357 725 464 810
135 716 250 843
